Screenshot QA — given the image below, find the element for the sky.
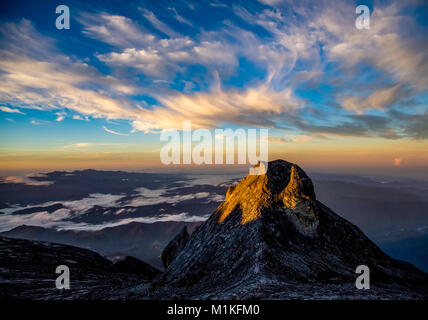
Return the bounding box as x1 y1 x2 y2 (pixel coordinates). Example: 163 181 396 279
0 0 427 178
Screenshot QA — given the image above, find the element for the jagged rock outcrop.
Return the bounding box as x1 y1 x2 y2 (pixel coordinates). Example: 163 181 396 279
161 226 189 268
149 160 428 299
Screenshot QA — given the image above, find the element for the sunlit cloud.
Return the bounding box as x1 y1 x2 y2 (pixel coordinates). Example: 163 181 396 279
132 85 301 132
63 143 96 149
79 13 155 48
0 106 25 114
102 126 130 136
1 175 53 186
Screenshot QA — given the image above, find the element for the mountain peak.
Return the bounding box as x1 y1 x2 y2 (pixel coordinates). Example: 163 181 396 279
151 159 428 299
217 160 317 229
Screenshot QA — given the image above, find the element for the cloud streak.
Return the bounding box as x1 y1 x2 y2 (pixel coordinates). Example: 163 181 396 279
0 106 25 114
102 126 130 136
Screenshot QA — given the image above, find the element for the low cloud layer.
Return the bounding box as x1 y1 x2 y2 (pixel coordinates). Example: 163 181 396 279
0 185 224 232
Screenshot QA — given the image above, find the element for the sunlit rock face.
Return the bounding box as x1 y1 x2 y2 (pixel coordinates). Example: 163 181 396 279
149 160 428 299
217 160 319 235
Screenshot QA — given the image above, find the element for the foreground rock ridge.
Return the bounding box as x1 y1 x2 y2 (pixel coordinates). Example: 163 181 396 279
0 236 160 299
148 160 428 299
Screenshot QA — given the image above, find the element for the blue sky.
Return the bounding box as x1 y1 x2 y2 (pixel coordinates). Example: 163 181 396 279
0 0 427 174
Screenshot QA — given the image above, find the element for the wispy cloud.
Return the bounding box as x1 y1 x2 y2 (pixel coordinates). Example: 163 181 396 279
55 111 66 122
30 120 47 125
63 142 95 149
79 13 154 48
0 106 25 114
132 85 301 132
102 125 130 136
169 7 193 26
0 186 217 232
140 8 180 38
262 136 289 143
1 175 53 186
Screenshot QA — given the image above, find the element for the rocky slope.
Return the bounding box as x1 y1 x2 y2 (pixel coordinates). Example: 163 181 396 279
1 221 201 268
0 236 159 299
145 160 428 299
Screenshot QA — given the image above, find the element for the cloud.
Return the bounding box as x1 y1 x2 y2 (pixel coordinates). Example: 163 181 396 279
0 208 73 232
341 85 403 113
72 115 89 121
258 0 284 5
0 193 126 232
308 1 428 114
0 20 140 123
102 126 130 136
30 120 45 125
169 7 193 26
0 106 25 114
124 187 214 207
79 13 154 48
97 48 164 76
61 193 124 212
0 12 323 135
63 213 208 231
96 35 237 78
0 185 218 232
140 8 180 38
1 2 427 142
132 85 301 132
0 205 204 232
284 134 316 143
262 136 289 143
63 142 95 149
1 175 53 186
389 110 428 139
55 111 66 122
325 6 428 89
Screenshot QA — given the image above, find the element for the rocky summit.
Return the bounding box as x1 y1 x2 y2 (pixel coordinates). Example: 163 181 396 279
146 160 428 299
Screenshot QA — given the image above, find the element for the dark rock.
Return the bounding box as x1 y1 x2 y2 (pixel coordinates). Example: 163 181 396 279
0 236 151 299
161 226 189 268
